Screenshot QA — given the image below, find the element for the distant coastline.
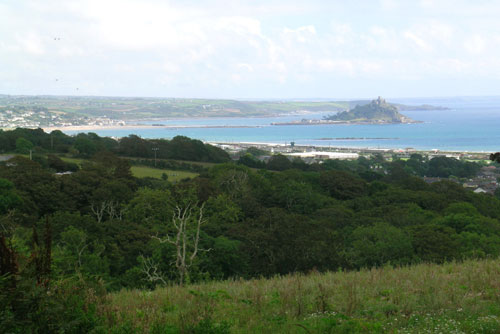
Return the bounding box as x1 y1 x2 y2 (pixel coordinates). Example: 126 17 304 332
315 137 400 141
271 119 422 126
42 124 264 132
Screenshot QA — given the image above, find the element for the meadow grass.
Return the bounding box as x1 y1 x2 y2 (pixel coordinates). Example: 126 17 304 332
101 258 500 333
60 156 198 181
130 166 198 181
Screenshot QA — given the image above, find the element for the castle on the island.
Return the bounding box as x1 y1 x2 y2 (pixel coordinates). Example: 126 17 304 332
374 96 386 105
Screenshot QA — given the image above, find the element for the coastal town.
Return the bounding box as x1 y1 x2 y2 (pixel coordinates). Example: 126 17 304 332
0 106 125 128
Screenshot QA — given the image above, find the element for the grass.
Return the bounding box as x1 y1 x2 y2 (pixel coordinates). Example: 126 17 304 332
99 258 500 333
59 157 199 181
130 166 198 181
124 156 217 168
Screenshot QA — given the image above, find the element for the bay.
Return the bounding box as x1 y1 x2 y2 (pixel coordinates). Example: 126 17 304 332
63 96 500 152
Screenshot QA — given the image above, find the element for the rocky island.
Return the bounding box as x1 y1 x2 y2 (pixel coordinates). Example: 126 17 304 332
325 96 419 123
271 97 421 125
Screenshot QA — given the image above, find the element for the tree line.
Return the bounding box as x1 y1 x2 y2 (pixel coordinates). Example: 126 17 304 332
0 128 230 163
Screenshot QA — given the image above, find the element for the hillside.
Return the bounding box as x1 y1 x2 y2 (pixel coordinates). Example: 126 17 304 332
1 129 498 333
104 259 500 333
0 95 349 128
325 97 418 123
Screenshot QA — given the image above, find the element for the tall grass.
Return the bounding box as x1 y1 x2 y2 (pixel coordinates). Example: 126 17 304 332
100 258 500 333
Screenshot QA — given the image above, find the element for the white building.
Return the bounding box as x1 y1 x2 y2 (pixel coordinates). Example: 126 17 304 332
286 151 359 160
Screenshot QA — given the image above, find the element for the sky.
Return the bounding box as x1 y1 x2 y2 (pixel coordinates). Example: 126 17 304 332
1 0 500 99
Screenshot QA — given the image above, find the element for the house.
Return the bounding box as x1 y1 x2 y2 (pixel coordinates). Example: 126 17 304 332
285 151 359 160
474 188 488 194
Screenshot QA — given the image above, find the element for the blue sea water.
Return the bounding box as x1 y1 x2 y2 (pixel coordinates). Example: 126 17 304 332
64 96 500 152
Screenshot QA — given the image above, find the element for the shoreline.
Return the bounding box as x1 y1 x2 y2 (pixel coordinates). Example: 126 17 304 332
271 120 422 126
209 141 493 156
42 124 264 132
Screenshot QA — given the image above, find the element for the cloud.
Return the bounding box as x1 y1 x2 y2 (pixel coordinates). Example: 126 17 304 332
16 33 46 55
464 35 486 55
2 0 500 98
237 63 254 72
403 31 432 52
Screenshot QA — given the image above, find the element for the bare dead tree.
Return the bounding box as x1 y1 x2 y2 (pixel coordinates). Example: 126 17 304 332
139 255 167 286
91 200 124 223
152 202 209 285
105 201 124 221
90 201 108 223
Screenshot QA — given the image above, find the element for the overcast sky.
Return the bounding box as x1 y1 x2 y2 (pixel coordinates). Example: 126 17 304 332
1 0 500 99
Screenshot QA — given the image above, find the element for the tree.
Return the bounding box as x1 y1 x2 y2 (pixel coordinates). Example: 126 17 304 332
90 180 133 222
57 226 89 270
320 170 367 200
235 208 341 275
138 255 167 286
410 224 458 263
47 154 78 172
204 194 241 235
266 154 292 171
245 147 268 157
126 188 172 227
117 135 151 158
153 200 208 285
210 164 250 201
238 153 265 168
73 135 97 157
15 137 34 154
0 179 21 214
490 152 500 163
0 156 67 216
347 222 414 268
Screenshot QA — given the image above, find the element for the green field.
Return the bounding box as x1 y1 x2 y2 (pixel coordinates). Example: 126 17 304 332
101 258 500 333
130 166 198 181
125 157 217 168
60 157 198 181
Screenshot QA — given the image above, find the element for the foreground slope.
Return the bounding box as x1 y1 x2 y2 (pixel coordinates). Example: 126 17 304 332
105 259 500 333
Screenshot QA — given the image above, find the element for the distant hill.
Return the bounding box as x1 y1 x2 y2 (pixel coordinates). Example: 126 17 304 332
394 103 449 111
346 99 448 111
324 97 419 123
0 95 446 128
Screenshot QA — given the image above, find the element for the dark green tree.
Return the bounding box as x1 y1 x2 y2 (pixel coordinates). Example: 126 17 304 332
266 154 292 171
15 137 34 154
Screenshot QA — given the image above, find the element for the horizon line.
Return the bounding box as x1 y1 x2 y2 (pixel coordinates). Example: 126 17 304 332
2 93 500 102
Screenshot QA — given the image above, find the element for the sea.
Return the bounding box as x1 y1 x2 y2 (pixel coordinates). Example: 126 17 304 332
64 96 500 152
